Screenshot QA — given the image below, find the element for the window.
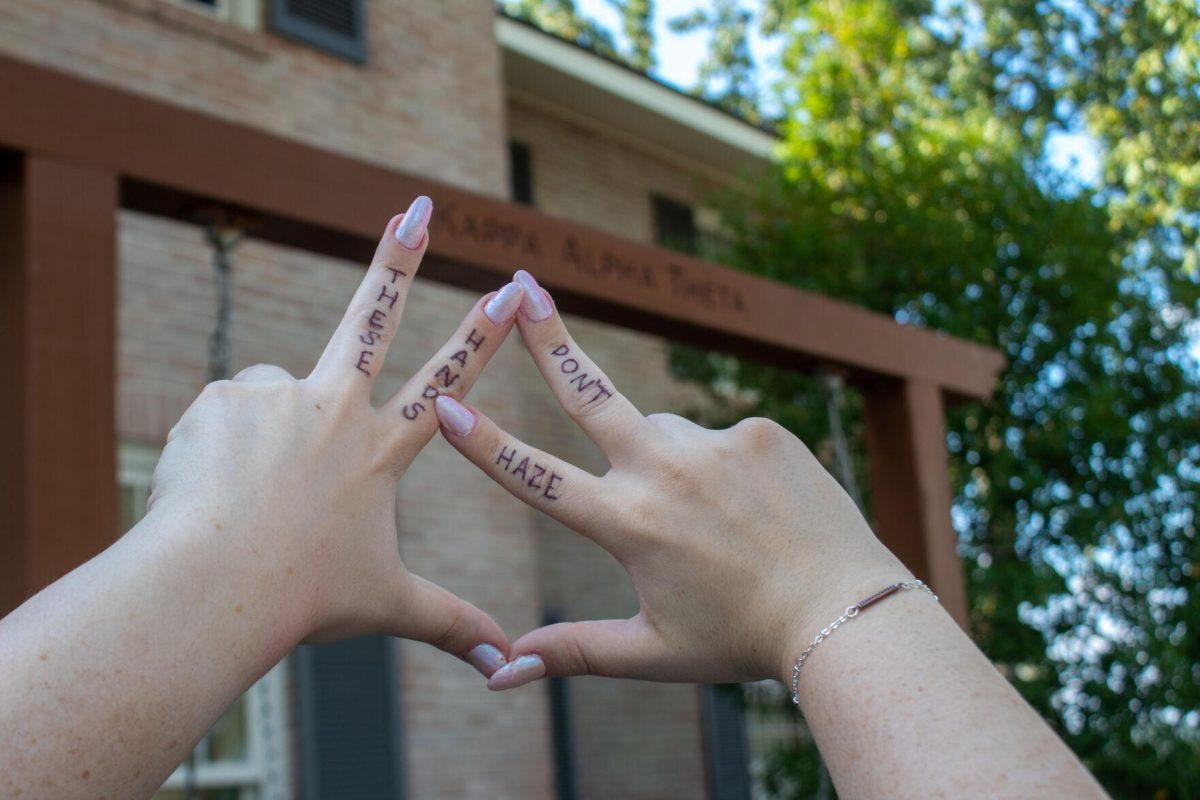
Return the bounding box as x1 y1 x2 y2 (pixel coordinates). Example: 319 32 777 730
652 195 699 255
119 443 292 800
653 196 732 260
510 141 534 206
270 0 367 63
172 0 263 30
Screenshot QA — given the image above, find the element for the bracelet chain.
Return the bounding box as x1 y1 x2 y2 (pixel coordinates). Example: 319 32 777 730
790 579 938 705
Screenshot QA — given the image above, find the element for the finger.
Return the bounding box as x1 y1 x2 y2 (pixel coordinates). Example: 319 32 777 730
231 363 294 383
511 269 656 463
434 395 611 540
380 281 524 455
309 195 433 390
488 618 666 690
395 575 510 679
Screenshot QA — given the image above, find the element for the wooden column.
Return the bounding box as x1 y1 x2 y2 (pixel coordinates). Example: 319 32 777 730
863 378 969 628
0 154 118 615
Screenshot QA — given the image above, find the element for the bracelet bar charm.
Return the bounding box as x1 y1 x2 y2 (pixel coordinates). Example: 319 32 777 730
789 579 938 705
855 582 903 610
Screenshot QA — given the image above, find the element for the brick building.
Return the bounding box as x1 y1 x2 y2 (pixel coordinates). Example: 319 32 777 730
0 2 778 798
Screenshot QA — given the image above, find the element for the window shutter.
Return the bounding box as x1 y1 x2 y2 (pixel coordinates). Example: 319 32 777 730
270 0 366 63
652 195 699 255
701 684 752 800
543 611 578 800
510 141 534 206
294 636 404 800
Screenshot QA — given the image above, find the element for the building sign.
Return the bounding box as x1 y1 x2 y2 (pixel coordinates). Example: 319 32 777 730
432 200 748 317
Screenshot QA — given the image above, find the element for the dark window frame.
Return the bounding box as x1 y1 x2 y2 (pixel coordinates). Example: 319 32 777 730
270 0 367 63
510 140 534 206
652 194 699 255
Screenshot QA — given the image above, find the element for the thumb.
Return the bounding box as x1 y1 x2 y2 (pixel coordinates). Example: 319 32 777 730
395 575 510 679
489 616 665 691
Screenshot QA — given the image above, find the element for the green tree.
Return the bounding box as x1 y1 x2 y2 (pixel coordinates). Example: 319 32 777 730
500 0 622 60
500 0 657 72
952 0 1200 276
668 0 1200 796
669 0 764 123
609 0 657 71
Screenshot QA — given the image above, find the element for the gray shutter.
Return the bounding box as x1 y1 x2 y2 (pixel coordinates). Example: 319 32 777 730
270 0 367 63
701 684 752 800
544 611 578 800
295 636 404 800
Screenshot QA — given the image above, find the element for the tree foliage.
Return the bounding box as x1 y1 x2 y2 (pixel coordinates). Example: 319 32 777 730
669 0 764 123
499 0 656 72
671 1 1200 796
957 0 1200 275
610 0 657 71
500 0 622 59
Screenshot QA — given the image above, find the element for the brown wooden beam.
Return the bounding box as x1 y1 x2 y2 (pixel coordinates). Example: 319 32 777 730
0 154 118 615
0 54 1004 399
862 379 969 628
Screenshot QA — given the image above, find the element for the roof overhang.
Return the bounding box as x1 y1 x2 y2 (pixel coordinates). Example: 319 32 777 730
496 16 777 176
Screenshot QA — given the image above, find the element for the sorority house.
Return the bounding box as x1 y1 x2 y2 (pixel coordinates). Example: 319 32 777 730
0 1 1003 798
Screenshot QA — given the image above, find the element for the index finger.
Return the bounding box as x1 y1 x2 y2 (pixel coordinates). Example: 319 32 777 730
309 195 432 390
510 270 657 463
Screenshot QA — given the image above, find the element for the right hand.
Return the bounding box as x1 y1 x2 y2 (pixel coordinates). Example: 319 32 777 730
435 270 914 690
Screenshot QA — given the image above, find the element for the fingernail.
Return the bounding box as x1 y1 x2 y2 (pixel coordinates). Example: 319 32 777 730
395 195 433 249
484 281 524 325
487 654 546 691
514 269 553 322
465 643 507 679
435 395 476 436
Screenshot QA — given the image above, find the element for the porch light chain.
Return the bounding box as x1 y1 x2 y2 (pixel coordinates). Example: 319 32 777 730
790 580 938 705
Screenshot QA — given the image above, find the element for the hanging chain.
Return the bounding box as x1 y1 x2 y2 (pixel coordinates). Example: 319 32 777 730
823 371 864 511
204 220 245 382
182 213 245 800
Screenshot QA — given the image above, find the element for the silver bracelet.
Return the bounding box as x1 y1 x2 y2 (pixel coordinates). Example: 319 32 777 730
790 579 938 705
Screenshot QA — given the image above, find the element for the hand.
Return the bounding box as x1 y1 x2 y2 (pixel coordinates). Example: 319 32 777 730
147 197 525 677
434 270 913 689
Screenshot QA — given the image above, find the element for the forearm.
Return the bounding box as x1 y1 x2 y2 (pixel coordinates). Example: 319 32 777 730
0 505 307 799
784 584 1107 799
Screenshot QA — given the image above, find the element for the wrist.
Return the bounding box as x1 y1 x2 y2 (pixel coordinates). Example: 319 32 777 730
776 564 915 689
133 501 315 656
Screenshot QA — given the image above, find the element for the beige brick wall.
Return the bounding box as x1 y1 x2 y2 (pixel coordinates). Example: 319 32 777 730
0 0 509 195
506 96 726 242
